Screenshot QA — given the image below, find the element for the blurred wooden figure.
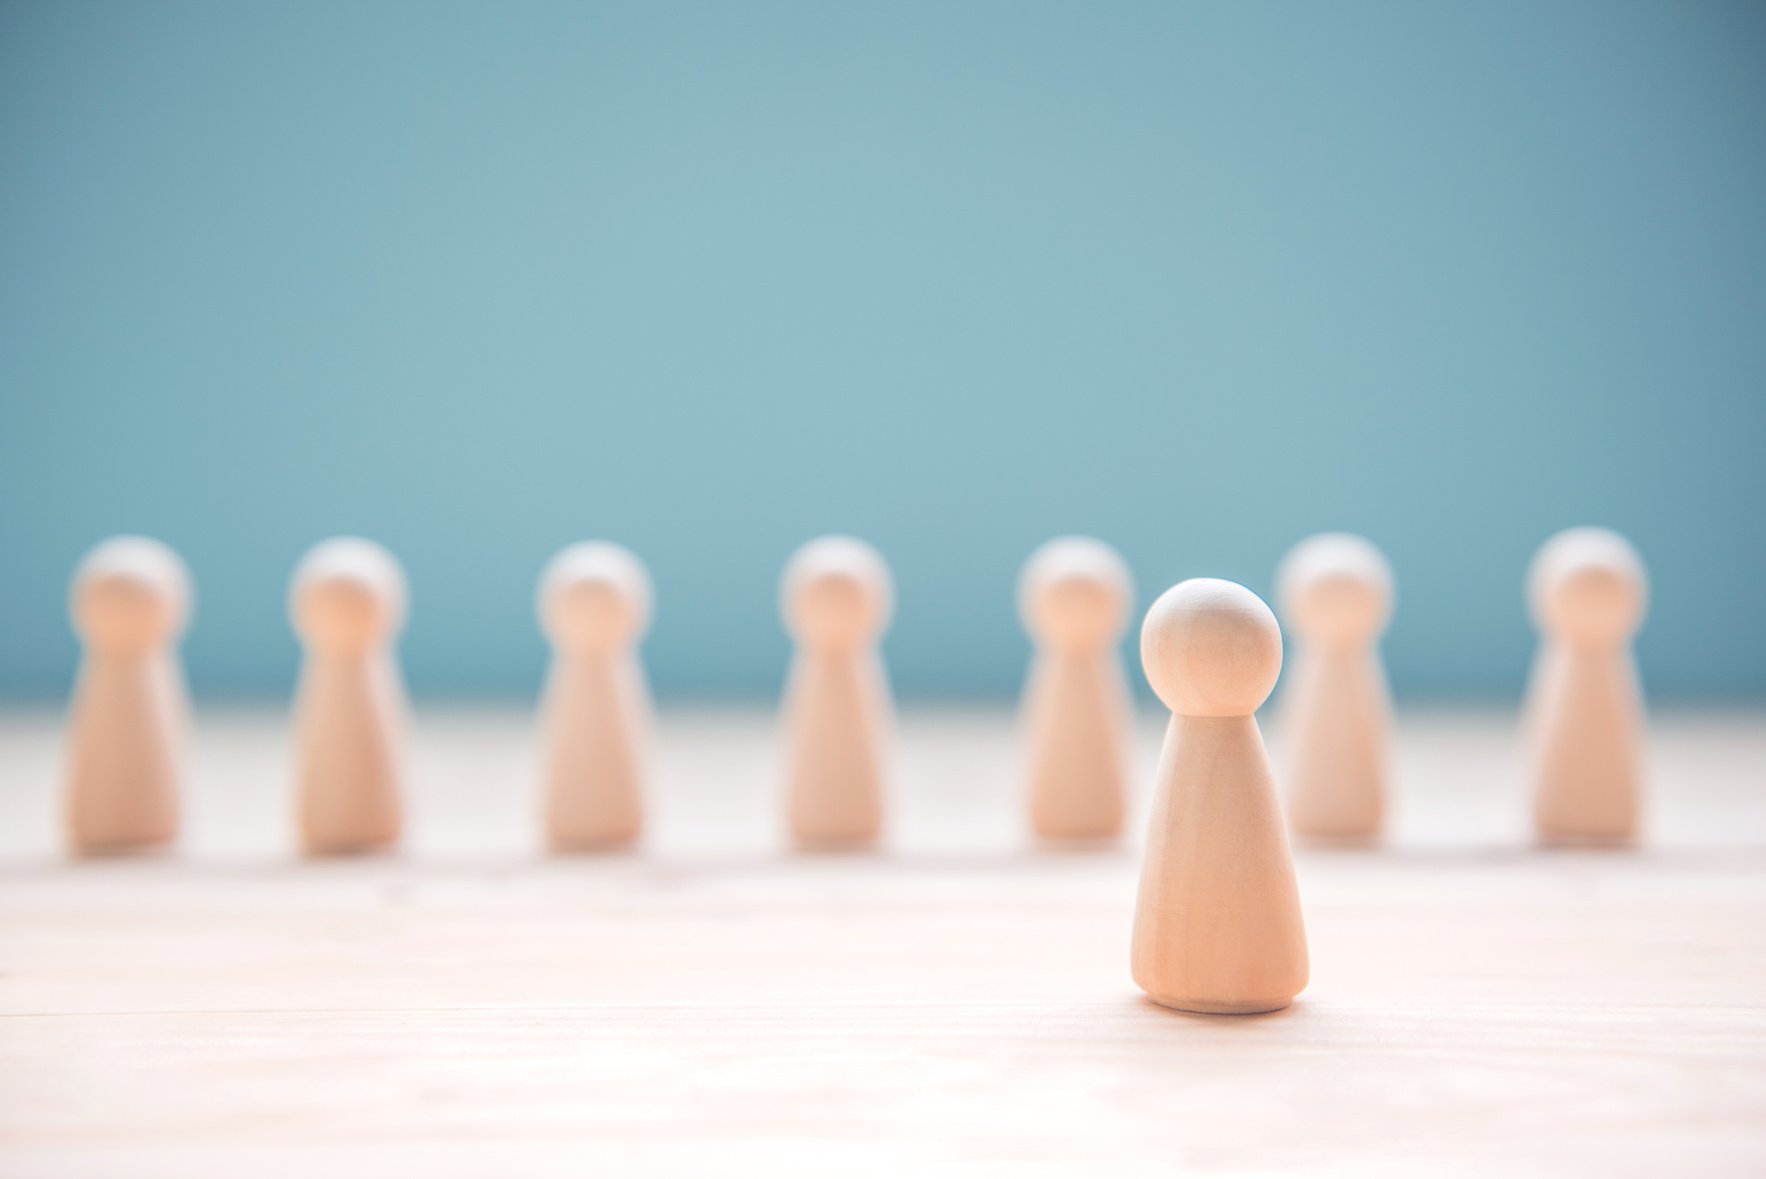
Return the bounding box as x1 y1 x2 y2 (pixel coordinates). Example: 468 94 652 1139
1018 537 1135 842
1277 533 1395 843
64 536 193 854
290 537 410 856
780 536 893 849
536 542 653 851
1524 527 1649 846
1132 579 1308 1014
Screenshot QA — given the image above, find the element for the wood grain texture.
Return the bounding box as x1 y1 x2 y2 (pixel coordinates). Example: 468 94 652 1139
1 707 1763 1176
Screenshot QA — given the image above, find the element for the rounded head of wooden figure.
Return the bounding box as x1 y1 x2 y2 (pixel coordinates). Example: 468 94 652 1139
537 541 652 655
1277 532 1394 651
70 536 193 655
782 536 893 651
1529 527 1648 648
1141 578 1283 718
290 538 408 655
1018 536 1133 653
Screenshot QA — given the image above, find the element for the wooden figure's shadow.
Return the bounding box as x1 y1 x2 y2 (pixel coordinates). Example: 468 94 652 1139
1133 994 1307 1026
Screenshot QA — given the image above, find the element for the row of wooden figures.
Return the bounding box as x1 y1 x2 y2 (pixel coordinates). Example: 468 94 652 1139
66 528 1648 858
64 527 1645 1014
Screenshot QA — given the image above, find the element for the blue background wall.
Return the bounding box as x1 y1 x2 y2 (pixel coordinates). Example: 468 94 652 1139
3 0 1763 702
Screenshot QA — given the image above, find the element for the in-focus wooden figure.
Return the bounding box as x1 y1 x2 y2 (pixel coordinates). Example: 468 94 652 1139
1132 578 1308 1015
1018 537 1135 842
536 542 653 852
290 537 410 856
64 536 193 854
780 536 894 849
1524 527 1649 846
1277 533 1395 843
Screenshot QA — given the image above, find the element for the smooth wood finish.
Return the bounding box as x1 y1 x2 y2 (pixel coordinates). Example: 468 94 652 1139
1018 537 1135 842
780 537 893 849
62 537 192 854
0 707 1764 1176
536 542 653 851
1524 527 1649 846
1277 533 1395 843
290 538 410 856
1133 579 1308 1014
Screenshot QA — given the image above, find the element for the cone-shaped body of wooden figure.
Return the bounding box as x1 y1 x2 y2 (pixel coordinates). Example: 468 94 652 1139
1276 533 1395 844
289 537 410 856
1018 537 1135 842
780 536 893 849
64 536 193 854
536 542 654 852
1524 527 1648 846
1132 579 1308 1014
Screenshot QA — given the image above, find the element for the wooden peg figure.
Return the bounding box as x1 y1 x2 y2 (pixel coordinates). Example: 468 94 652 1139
64 536 193 854
536 542 654 851
1524 527 1649 846
1276 533 1395 843
289 537 410 856
1132 579 1308 1014
1018 537 1135 842
780 536 894 849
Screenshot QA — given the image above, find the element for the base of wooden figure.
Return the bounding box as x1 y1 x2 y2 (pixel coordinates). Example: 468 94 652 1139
69 836 176 858
1143 992 1296 1016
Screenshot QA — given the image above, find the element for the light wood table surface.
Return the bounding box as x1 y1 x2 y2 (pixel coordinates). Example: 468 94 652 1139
1 705 1763 1176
